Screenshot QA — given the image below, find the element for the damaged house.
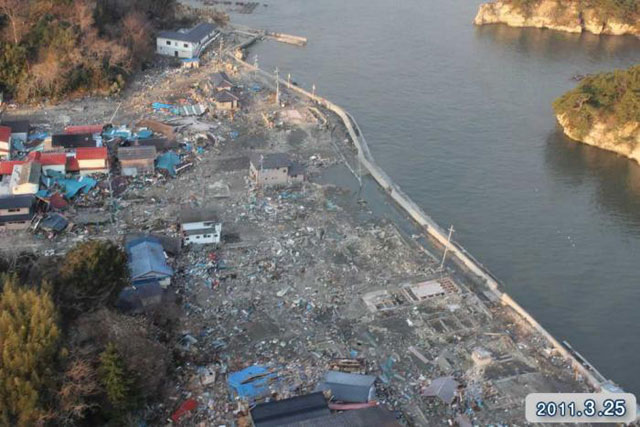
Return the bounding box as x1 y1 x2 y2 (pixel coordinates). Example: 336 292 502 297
10 161 40 195
118 146 157 176
211 72 234 91
180 207 221 245
213 90 239 111
126 236 174 288
249 153 305 187
0 194 35 231
0 119 30 144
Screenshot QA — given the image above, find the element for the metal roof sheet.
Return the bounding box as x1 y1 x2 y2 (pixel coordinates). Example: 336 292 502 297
315 371 377 403
0 194 34 209
126 236 174 280
158 22 217 43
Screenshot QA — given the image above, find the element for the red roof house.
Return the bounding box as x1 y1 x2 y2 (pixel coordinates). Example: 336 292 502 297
0 126 11 158
0 160 25 176
66 156 80 173
64 125 104 135
75 147 109 175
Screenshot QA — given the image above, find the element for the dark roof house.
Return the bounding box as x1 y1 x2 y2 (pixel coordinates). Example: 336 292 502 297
250 392 330 427
211 72 233 90
52 133 95 148
284 406 401 427
0 119 30 134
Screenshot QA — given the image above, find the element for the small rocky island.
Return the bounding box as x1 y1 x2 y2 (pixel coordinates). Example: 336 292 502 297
553 65 640 162
474 0 640 36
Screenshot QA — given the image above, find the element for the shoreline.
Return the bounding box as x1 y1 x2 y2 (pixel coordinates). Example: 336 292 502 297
226 48 630 401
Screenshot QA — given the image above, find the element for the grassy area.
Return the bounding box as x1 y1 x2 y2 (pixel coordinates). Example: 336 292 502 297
506 0 640 24
552 64 640 138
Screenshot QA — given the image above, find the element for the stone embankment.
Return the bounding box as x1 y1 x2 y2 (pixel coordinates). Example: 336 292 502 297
474 0 640 37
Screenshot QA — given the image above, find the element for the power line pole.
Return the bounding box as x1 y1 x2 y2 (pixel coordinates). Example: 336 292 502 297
312 84 316 98
275 67 280 106
439 225 455 271
287 73 291 89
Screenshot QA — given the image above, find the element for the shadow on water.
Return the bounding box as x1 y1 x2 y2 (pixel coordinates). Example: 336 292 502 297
474 24 640 60
545 129 640 228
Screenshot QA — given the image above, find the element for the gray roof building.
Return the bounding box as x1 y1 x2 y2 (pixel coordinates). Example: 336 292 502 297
315 371 377 403
118 145 157 161
158 23 217 43
421 376 459 404
211 72 234 90
17 161 41 186
214 90 239 103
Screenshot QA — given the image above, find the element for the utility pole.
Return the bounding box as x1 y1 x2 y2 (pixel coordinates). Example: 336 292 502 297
287 73 291 89
218 38 224 66
253 54 259 76
312 84 316 98
439 225 455 271
275 67 280 106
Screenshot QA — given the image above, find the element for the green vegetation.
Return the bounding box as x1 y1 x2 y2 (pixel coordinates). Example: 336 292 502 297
0 240 173 425
553 64 640 138
506 0 640 24
0 275 60 426
98 343 139 418
55 240 129 317
0 0 179 101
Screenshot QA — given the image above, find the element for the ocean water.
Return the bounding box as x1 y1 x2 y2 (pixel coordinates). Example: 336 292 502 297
232 0 640 393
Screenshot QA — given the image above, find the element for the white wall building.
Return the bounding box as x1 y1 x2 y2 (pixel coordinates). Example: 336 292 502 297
156 23 218 59
180 207 222 245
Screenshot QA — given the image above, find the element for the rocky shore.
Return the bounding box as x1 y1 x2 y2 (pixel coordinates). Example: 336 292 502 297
556 114 640 163
474 0 640 37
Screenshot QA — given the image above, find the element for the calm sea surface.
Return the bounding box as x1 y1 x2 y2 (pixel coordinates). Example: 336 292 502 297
232 0 640 393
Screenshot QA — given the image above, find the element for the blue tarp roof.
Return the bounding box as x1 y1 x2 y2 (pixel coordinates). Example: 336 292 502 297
228 365 277 401
156 151 181 176
126 236 173 281
41 175 97 199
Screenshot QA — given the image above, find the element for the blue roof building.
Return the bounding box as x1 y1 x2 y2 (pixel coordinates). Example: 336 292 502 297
126 236 173 287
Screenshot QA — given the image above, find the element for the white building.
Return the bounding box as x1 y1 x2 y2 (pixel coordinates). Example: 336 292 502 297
180 207 222 245
156 23 218 59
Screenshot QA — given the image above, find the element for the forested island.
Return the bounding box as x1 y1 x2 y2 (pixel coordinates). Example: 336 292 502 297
474 0 640 36
553 65 640 163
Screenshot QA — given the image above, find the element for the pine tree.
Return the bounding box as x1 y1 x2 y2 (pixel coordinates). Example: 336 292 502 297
0 275 60 426
98 343 137 415
55 240 129 317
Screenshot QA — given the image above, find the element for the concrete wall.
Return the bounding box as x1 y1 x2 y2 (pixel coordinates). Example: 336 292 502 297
157 38 195 58
229 54 612 394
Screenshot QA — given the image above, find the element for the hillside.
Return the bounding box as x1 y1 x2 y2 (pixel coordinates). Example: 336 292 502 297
553 64 640 162
0 0 180 102
474 0 640 36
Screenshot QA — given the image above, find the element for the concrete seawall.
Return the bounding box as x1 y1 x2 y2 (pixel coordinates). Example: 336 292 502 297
229 53 614 395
